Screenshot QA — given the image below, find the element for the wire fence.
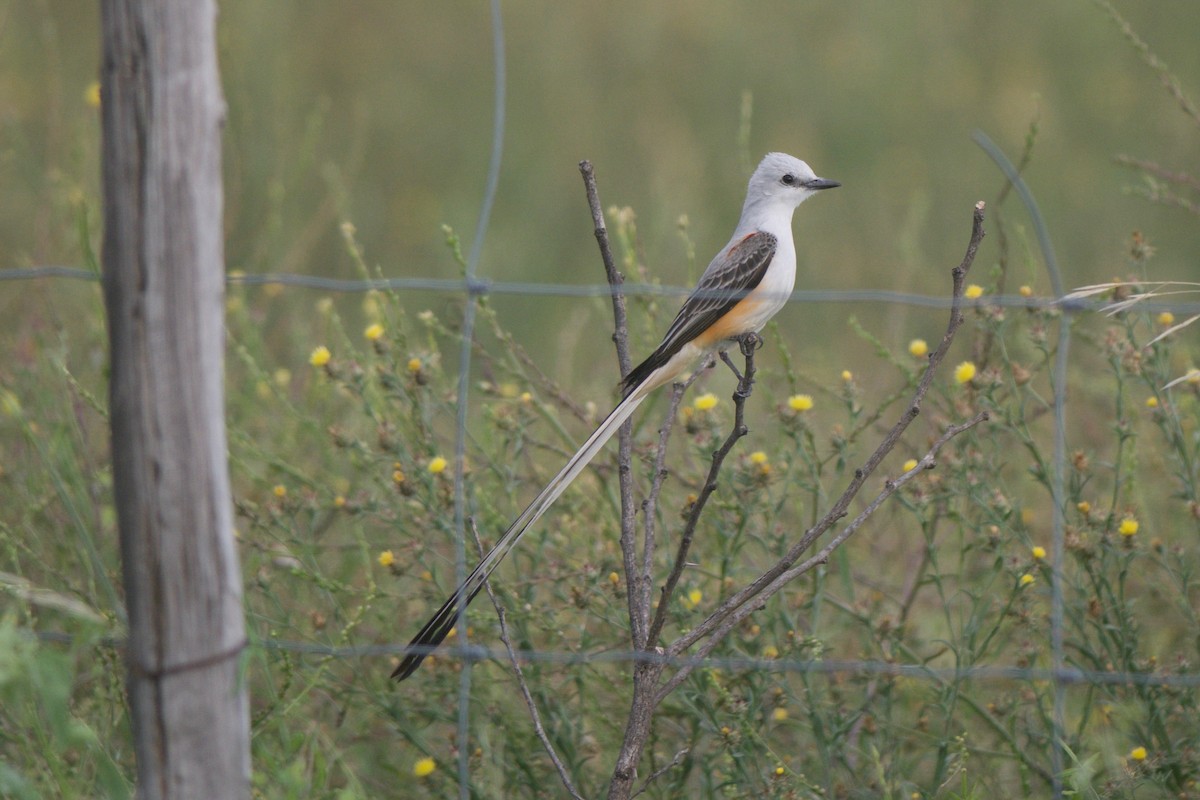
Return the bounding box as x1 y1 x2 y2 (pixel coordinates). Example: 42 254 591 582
10 265 1200 315
27 629 1200 689
12 239 1200 796
8 3 1200 796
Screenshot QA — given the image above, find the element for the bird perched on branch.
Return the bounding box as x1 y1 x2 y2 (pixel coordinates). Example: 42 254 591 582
393 152 839 680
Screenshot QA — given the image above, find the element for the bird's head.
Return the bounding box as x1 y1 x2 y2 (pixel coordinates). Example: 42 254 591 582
748 152 840 209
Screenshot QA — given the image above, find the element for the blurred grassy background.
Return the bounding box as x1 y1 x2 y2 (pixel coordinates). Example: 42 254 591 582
2 1 1199 384
3 2 1200 797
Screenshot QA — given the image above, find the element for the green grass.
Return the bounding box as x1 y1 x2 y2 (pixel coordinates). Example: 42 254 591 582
3 220 1199 797
3 2 1200 797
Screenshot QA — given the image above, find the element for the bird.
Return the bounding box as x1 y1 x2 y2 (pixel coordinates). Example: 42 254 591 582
393 152 839 680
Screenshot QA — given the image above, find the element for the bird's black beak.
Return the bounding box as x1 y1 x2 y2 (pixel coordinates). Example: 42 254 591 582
804 177 841 190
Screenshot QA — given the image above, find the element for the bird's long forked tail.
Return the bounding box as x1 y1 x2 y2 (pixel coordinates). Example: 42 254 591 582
392 384 650 680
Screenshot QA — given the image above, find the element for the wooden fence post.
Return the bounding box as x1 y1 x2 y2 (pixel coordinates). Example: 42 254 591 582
100 1 250 797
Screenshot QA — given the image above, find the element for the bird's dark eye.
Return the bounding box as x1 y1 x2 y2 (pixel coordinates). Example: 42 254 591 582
781 174 796 186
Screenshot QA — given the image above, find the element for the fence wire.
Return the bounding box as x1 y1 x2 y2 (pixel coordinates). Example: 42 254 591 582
26 629 1200 690
10 251 1200 795
444 0 507 788
9 265 1200 313
8 7 1199 794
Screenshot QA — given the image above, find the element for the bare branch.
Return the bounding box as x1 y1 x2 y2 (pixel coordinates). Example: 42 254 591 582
665 201 986 668
1115 155 1200 191
581 160 645 648
657 410 989 701
637 381 687 640
631 748 689 798
580 160 632 377
646 333 760 647
638 363 712 644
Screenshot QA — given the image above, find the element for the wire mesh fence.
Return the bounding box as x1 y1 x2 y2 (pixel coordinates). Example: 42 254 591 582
9 253 1200 797
6 2 1200 796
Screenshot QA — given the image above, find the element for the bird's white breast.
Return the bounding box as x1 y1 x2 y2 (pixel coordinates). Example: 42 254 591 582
744 218 797 332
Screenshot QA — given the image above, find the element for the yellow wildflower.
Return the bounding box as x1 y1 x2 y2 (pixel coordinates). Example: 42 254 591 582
364 323 384 341
1019 574 1035 587
413 757 437 777
749 451 768 465
693 393 718 411
1031 545 1047 560
407 357 422 373
608 571 620 587
378 550 395 567
772 708 789 721
902 459 919 472
1145 396 1158 408
954 361 977 384
787 394 814 412
428 456 448 474
272 484 287 498
1157 311 1175 326
1018 285 1033 297
1129 746 1147 761
762 645 779 659
309 346 331 367
964 284 984 299
841 370 853 382
84 81 101 108
1119 516 1139 536
908 339 928 358
1077 500 1091 514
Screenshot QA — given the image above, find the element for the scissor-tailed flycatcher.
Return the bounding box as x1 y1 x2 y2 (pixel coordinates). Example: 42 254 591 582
393 152 838 680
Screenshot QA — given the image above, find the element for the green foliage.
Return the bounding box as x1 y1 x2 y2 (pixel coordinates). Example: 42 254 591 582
6 222 1199 797
0 616 129 799
3 2 1200 799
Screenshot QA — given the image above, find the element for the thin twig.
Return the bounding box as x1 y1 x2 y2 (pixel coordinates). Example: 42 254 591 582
581 159 645 649
1115 155 1200 191
631 748 689 798
656 411 989 701
580 160 632 377
664 201 986 665
469 517 585 800
640 362 714 639
898 507 943 627
790 414 988 575
639 382 687 636
646 333 760 647
1093 0 1200 129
